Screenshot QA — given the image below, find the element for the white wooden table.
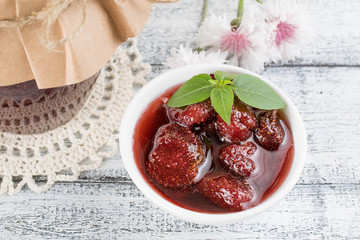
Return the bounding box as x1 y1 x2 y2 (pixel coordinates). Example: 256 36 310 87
1 1 359 239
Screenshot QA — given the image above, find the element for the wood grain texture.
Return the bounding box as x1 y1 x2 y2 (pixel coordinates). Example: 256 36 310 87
2 0 360 239
0 183 359 239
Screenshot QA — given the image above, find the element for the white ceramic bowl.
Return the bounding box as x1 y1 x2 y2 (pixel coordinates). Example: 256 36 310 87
120 64 306 225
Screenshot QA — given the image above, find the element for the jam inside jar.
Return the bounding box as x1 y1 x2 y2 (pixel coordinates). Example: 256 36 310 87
0 72 99 134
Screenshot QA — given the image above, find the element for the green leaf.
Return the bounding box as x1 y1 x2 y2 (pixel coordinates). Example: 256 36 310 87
223 80 233 85
214 71 237 81
232 74 286 110
210 85 234 124
209 80 218 85
167 74 213 107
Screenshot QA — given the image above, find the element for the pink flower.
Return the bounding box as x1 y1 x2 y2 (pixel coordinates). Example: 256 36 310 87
274 22 296 46
263 0 312 63
195 9 268 73
220 30 252 54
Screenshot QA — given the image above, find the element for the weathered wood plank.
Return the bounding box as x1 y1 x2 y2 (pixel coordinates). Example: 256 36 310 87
78 65 360 186
0 183 358 239
137 0 360 66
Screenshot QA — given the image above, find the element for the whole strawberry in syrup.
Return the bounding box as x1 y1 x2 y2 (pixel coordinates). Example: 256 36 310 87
166 99 214 127
254 110 285 151
216 98 257 143
147 123 206 188
219 142 257 178
198 174 254 211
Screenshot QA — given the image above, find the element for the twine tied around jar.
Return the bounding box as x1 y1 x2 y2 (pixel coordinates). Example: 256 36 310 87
0 0 178 49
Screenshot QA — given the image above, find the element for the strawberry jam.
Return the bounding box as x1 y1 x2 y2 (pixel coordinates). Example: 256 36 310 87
133 84 294 213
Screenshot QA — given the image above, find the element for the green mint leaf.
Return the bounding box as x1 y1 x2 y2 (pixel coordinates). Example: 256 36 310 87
167 74 213 107
209 80 218 85
232 74 286 110
214 71 237 81
210 85 234 124
223 80 233 85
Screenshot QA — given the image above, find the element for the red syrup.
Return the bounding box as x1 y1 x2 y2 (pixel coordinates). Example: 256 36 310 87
133 84 294 213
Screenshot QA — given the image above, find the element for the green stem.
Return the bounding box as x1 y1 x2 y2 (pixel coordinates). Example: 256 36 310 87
237 0 244 18
201 0 209 23
231 0 244 29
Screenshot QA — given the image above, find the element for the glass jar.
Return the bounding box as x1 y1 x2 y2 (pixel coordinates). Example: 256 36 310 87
0 72 99 134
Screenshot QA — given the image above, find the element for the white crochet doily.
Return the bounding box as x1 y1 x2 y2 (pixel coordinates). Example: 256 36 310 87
0 39 151 195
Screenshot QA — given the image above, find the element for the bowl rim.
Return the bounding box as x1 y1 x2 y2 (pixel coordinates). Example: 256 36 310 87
119 64 307 225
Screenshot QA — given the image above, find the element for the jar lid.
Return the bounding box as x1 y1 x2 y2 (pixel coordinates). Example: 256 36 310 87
0 0 152 89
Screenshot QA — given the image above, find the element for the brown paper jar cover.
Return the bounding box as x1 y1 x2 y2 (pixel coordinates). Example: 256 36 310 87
0 0 152 89
0 0 152 134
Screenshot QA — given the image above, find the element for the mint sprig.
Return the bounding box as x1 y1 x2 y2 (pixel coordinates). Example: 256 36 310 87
167 71 286 124
232 74 286 110
210 85 234 124
167 74 213 107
